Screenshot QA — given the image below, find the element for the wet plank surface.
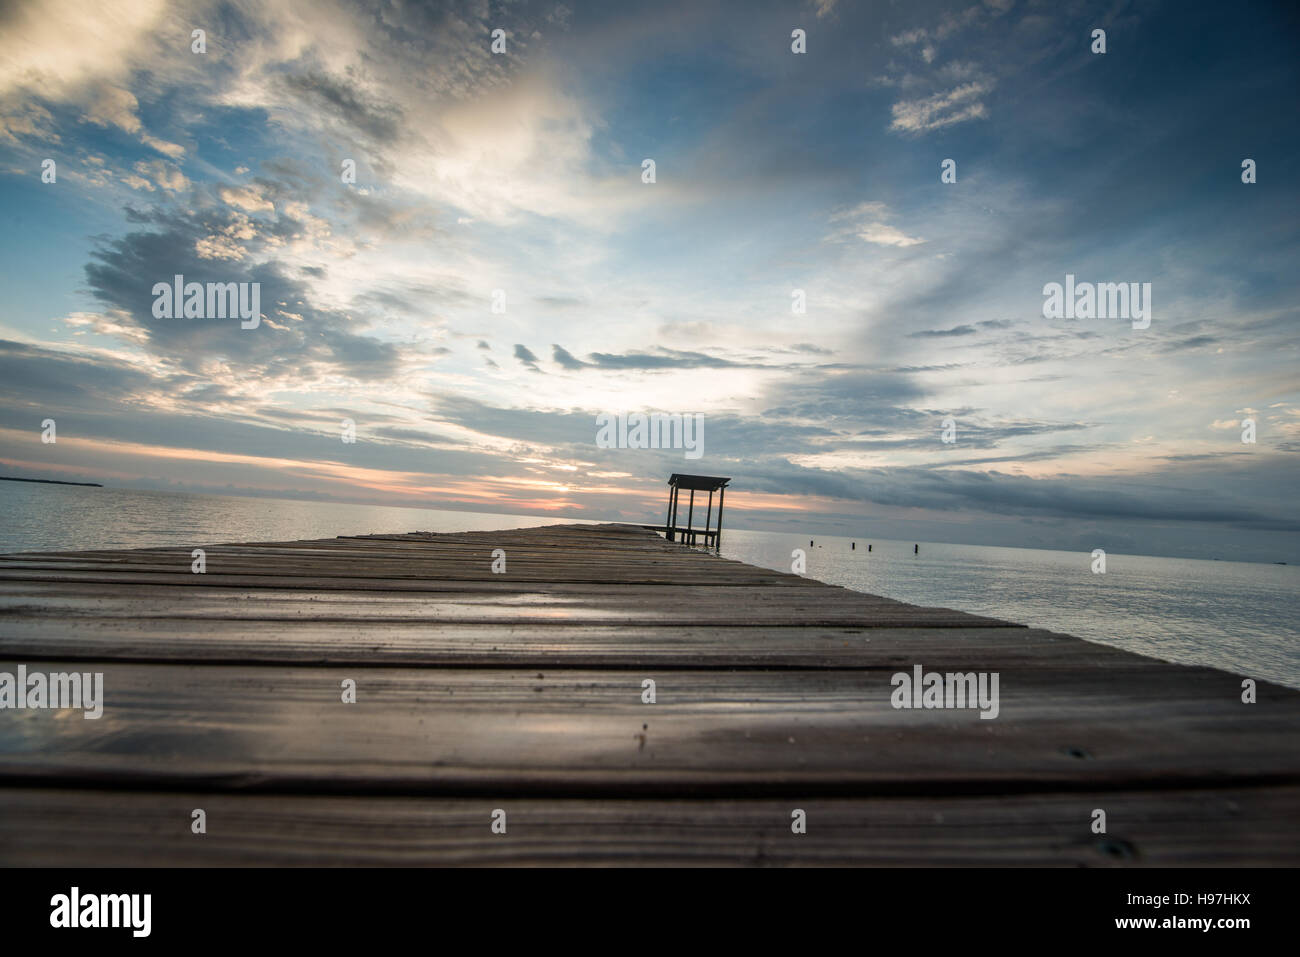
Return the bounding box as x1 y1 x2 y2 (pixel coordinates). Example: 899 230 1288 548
0 619 1162 668
0 523 1297 865
1 661 1296 794
2 787 1295 867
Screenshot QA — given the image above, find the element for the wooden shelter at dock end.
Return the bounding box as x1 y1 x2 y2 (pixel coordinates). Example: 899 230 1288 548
662 473 730 547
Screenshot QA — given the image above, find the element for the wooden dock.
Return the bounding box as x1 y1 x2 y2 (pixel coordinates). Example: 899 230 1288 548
0 523 1296 866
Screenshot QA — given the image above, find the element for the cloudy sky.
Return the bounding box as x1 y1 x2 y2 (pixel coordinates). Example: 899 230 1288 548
0 0 1296 561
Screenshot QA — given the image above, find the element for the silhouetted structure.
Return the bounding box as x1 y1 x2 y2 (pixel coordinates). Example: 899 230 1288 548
664 474 730 547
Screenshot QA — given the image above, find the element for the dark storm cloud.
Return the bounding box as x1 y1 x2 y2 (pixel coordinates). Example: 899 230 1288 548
335 187 442 239
551 344 587 369
732 459 1299 533
0 340 156 408
908 319 1017 338
282 71 404 142
259 157 324 191
829 420 1093 455
585 349 743 369
368 425 461 445
915 445 1105 468
759 369 928 424
82 205 401 381
256 406 403 427
0 343 499 477
429 394 591 447
552 346 795 371
422 397 837 460
513 344 542 372
353 288 422 315
908 324 978 338
889 363 969 373
1160 335 1220 352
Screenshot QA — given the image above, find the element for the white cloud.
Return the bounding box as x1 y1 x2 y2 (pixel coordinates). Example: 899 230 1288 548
883 5 1000 136
136 159 189 192
826 202 925 247
81 85 142 133
891 28 929 47
890 81 992 134
856 223 926 247
0 0 168 98
220 185 275 213
0 0 182 157
141 134 186 159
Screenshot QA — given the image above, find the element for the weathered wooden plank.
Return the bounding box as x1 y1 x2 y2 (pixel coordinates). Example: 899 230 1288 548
0 585 1006 627
0 552 800 580
0 580 939 604
0 619 1148 668
0 786 1294 866
0 524 716 563
2 661 1296 794
0 524 834 588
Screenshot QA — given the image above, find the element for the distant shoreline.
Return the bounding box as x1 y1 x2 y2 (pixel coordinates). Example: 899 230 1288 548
0 476 103 488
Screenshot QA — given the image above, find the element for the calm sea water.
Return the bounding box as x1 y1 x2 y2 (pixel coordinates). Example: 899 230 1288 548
719 529 1299 690
2 483 1297 689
